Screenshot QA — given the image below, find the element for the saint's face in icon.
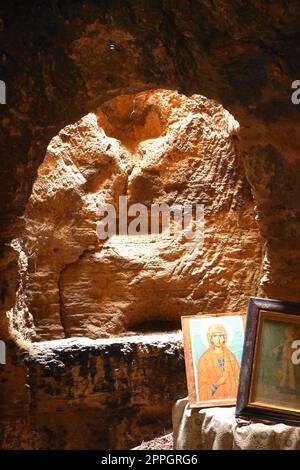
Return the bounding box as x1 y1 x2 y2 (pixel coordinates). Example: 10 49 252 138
284 325 298 341
209 330 226 347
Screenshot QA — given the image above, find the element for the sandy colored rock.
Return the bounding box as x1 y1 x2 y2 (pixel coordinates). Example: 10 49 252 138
0 0 300 452
21 89 263 340
1 1 300 344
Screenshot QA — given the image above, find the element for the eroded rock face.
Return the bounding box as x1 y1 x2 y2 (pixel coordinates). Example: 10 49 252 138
0 1 299 452
0 334 185 450
22 90 263 340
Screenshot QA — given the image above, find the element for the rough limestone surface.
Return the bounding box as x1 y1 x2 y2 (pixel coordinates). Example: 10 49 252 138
21 90 263 340
1 1 300 345
1 1 300 451
0 333 185 450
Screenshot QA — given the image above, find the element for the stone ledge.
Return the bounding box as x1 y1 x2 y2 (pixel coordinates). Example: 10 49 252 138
0 333 186 449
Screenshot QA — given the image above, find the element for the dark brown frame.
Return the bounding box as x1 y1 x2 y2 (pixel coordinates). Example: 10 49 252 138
236 296 300 426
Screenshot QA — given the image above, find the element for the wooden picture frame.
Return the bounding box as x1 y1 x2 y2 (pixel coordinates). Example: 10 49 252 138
236 297 300 426
182 313 245 408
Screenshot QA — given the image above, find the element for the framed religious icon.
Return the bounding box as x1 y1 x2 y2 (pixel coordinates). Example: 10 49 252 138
236 297 300 426
182 314 245 408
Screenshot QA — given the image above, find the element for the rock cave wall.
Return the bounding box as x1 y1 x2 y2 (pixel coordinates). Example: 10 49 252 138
20 89 262 341
0 0 300 450
0 334 185 450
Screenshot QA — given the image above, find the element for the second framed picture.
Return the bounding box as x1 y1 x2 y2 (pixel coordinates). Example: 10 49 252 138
236 297 300 426
182 314 245 408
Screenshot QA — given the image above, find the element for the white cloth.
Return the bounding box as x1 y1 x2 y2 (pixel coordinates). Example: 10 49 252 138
173 398 300 450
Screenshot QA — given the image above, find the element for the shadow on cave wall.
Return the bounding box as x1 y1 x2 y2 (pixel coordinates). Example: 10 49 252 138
0 0 300 450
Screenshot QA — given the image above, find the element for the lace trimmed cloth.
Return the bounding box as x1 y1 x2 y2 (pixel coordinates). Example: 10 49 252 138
173 398 300 450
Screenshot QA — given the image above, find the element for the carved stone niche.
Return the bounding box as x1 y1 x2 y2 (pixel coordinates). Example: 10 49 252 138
16 88 262 342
